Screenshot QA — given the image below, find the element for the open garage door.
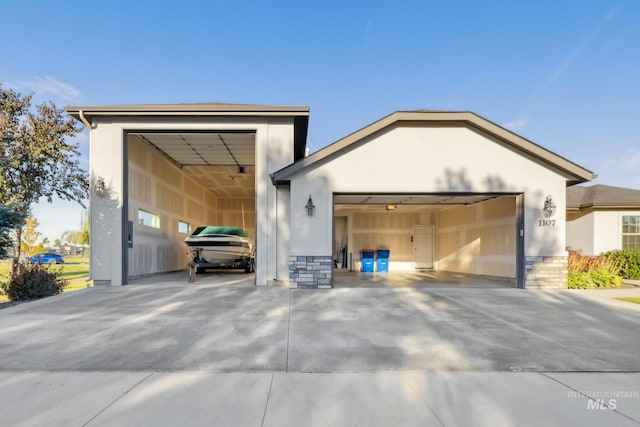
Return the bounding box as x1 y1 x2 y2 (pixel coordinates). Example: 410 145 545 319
124 131 256 282
333 193 524 288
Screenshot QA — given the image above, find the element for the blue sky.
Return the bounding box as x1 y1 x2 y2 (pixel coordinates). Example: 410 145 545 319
2 0 639 241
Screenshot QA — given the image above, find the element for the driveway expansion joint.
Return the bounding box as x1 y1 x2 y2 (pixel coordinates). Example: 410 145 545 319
260 373 275 427
82 371 155 426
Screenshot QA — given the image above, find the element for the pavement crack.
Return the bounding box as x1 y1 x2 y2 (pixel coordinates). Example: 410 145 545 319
82 372 155 426
261 372 275 427
404 374 446 426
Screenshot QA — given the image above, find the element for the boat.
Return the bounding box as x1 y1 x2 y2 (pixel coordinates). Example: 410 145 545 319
185 226 254 266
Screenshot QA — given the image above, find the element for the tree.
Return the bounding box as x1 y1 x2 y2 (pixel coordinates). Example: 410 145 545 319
21 217 42 258
0 83 89 258
0 204 26 258
61 210 89 246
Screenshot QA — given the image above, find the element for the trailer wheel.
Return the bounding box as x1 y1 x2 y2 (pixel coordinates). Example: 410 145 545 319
244 259 254 274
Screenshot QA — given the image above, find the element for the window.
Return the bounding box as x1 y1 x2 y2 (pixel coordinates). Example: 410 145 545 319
622 215 640 249
178 221 191 234
138 209 160 228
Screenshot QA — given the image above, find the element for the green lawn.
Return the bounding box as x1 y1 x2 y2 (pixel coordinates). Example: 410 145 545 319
615 297 640 305
0 255 90 303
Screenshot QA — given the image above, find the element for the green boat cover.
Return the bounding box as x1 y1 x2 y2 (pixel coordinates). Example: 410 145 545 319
191 226 250 238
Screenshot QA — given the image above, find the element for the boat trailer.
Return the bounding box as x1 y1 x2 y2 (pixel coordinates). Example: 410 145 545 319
187 247 255 275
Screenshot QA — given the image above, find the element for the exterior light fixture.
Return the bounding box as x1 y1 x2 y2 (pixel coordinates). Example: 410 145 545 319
543 195 556 218
385 204 397 212
305 195 315 216
95 177 106 197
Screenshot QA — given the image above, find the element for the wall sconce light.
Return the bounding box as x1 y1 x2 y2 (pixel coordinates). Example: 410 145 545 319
95 177 106 197
385 204 397 212
305 195 315 216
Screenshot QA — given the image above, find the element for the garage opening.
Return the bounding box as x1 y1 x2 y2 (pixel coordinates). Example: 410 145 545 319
333 193 523 288
124 131 256 283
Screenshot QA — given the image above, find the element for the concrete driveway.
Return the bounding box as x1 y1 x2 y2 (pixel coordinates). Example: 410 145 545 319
1 276 639 372
2 276 640 426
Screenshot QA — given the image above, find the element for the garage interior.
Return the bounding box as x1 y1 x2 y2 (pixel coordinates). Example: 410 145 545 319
126 131 256 280
333 193 521 288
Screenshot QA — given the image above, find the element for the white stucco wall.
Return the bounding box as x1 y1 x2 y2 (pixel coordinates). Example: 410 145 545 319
593 211 624 255
90 119 124 285
567 210 640 255
275 186 291 282
256 122 296 283
566 211 595 255
288 124 568 267
89 116 295 286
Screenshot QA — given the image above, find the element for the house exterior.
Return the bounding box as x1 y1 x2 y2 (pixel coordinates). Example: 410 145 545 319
566 184 640 255
65 104 595 289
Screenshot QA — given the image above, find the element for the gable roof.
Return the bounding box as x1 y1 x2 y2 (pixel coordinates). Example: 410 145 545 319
567 184 640 209
271 110 595 185
65 102 310 161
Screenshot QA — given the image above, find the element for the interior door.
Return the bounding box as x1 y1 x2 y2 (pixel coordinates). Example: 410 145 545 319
414 225 434 269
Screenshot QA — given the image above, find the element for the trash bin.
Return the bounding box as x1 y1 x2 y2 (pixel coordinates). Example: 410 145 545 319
376 249 390 273
360 249 375 273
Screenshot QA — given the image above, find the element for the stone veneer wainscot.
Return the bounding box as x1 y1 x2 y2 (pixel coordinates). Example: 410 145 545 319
525 256 568 289
288 256 333 289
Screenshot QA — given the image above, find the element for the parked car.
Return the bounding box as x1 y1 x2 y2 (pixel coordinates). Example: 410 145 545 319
31 252 65 264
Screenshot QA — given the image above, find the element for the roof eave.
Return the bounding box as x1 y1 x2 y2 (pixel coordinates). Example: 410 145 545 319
64 103 310 119
569 203 640 210
591 204 640 209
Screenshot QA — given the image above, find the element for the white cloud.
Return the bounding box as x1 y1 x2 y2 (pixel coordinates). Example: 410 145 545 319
545 7 618 91
14 76 82 103
503 117 529 131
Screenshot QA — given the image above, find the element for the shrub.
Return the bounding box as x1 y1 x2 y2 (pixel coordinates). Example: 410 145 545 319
587 269 621 288
567 251 621 289
602 249 640 280
568 270 594 289
1 263 68 301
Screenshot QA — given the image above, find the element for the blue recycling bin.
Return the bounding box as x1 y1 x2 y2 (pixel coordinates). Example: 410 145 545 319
376 249 390 273
361 249 375 272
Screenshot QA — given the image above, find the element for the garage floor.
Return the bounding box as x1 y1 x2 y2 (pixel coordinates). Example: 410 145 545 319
333 269 513 288
128 270 258 286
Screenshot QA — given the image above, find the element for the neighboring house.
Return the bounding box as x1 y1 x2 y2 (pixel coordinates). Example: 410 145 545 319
566 184 640 255
65 104 595 289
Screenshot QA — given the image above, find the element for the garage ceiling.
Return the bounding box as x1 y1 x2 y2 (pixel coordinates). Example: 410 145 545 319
334 194 504 206
138 132 255 166
135 132 256 198
334 194 514 213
